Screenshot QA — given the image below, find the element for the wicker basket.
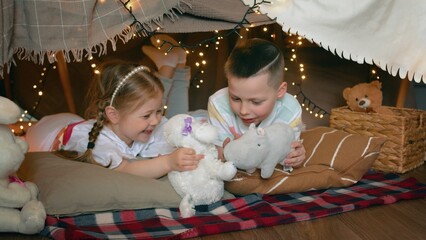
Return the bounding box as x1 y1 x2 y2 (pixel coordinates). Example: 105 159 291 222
329 106 426 173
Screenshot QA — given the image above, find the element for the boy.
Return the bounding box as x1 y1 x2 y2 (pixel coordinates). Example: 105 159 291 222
208 38 305 168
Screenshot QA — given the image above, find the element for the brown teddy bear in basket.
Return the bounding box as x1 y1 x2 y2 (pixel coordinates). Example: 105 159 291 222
343 80 394 115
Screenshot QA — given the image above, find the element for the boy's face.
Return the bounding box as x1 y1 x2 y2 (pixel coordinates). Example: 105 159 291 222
228 72 287 126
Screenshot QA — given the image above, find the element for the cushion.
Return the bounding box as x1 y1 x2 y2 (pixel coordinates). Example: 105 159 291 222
225 126 386 195
17 152 182 216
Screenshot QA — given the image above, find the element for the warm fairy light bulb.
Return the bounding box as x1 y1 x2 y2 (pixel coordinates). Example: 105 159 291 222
200 80 204 83
301 75 306 80
91 64 96 68
202 60 206 65
28 122 32 127
285 67 288 71
52 66 56 69
38 91 43 96
195 62 200 67
41 73 45 76
215 30 219 33
300 64 304 67
320 114 324 118
263 27 268 32
300 68 304 72
372 69 376 74
292 49 295 52
94 70 100 74
33 85 37 89
163 105 168 110
199 52 204 56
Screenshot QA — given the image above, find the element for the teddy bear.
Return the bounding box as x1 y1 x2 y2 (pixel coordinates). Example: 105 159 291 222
163 114 237 218
343 80 394 115
0 96 46 234
224 122 295 179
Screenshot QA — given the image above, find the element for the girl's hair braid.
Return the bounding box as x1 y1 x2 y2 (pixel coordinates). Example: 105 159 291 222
73 102 109 166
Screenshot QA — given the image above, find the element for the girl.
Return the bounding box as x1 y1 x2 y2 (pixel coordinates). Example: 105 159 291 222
26 35 202 178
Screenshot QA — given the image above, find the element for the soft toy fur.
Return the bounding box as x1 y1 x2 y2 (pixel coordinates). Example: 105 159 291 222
343 80 393 115
0 96 46 234
163 114 237 218
224 123 295 179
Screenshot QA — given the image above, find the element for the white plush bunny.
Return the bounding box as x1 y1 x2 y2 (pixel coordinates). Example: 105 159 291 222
163 114 237 218
0 96 46 234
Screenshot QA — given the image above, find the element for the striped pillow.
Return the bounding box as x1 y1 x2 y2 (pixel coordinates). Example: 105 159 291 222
225 127 386 195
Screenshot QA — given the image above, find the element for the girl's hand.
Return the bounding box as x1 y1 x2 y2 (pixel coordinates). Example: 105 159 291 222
169 147 204 172
283 140 305 168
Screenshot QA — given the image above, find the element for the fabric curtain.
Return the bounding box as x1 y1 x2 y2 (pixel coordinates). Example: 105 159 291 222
250 0 426 83
0 0 184 77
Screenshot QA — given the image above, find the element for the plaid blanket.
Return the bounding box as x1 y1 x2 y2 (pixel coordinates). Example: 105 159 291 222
41 172 426 240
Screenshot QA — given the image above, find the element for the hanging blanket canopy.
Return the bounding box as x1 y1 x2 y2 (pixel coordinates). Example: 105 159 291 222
1 0 425 83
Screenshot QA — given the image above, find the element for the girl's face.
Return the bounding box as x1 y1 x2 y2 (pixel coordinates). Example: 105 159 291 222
111 93 164 146
228 72 287 126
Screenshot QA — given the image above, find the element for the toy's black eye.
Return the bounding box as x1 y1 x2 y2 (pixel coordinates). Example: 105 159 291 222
257 144 261 147
365 95 368 98
355 98 359 102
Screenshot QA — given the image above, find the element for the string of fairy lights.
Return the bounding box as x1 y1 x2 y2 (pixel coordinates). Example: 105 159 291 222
286 34 328 118
13 0 335 134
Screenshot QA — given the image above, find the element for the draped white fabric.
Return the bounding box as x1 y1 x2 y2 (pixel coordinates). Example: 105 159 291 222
248 0 426 83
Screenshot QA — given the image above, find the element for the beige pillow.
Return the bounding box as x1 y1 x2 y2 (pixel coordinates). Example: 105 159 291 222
17 152 182 216
225 126 386 195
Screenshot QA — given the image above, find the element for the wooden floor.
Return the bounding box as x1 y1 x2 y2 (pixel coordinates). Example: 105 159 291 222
1 163 426 240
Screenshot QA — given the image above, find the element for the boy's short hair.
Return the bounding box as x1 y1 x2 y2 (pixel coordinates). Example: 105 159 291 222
224 38 285 88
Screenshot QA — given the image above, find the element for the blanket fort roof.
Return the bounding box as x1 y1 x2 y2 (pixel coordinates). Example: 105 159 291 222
1 0 425 83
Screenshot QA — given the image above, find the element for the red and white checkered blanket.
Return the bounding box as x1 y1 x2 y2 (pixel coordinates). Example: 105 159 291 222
41 172 426 240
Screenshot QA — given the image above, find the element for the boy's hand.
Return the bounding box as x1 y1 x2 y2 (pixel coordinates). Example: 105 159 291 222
283 140 305 168
219 127 242 161
170 147 203 171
